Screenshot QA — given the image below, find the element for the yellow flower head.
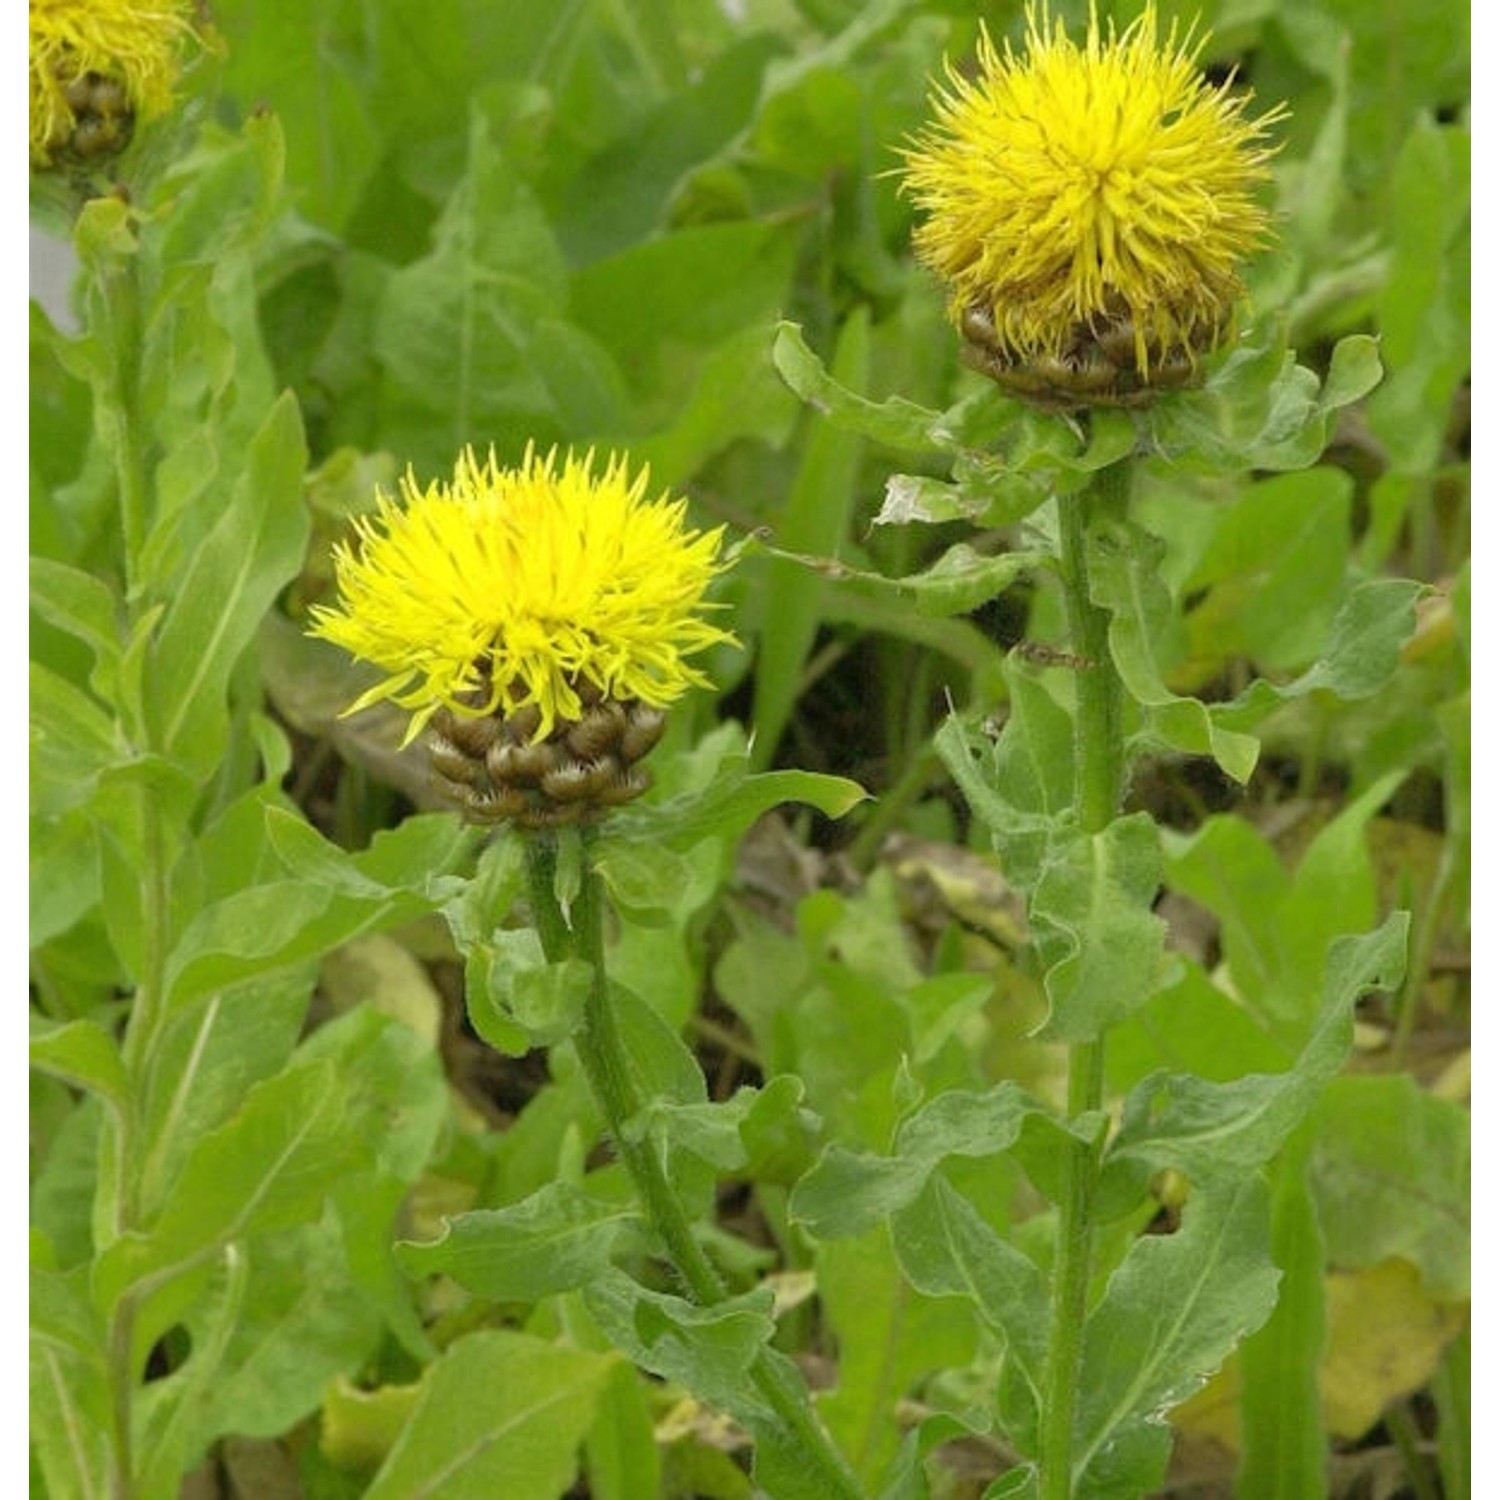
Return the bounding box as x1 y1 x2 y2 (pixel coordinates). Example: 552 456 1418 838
30 0 199 169
901 2 1282 390
310 444 737 748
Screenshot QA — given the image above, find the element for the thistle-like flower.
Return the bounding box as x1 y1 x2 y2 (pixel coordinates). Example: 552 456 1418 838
29 0 200 171
901 2 1283 409
309 444 736 828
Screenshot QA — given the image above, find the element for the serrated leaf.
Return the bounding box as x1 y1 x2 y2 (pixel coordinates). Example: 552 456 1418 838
396 1183 640 1302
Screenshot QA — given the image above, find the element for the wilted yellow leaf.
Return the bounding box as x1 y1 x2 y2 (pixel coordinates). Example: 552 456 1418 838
1321 1258 1468 1438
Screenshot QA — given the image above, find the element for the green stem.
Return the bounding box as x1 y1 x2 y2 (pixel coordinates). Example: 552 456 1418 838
1038 459 1131 1500
1055 464 1128 836
106 1297 137 1500
522 831 866 1500
92 231 163 1500
99 248 150 601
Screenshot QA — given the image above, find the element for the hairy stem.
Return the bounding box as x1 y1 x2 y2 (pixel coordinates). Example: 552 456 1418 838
523 831 866 1500
1038 459 1131 1500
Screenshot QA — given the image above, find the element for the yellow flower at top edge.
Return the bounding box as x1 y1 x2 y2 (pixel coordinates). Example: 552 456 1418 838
29 0 199 170
901 1 1284 392
309 444 738 749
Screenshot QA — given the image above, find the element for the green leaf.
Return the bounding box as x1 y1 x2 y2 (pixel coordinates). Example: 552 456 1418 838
480 928 591 1047
1307 1076 1470 1299
135 975 312 1217
30 662 123 818
29 811 102 948
1317 334 1383 413
151 392 309 777
1031 815 1166 1043
1236 1135 1330 1500
875 1410 993 1500
771 320 950 453
790 1082 1049 1239
611 980 707 1113
1282 578 1425 699
1164 772 1403 1043
1087 518 1261 782
1073 1177 1281 1498
572 220 800 412
933 688 1072 889
1147 324 1383 475
582 1268 777 1428
1099 914 1410 1211
93 1056 368 1310
30 1267 112 1500
889 1176 1049 1456
753 309 870 769
362 1330 617 1500
265 807 477 900
165 813 472 1008
591 840 700 920
29 557 121 682
583 1358 664 1500
1181 468 1353 674
397 1183 641 1302
183 1223 383 1448
215 0 381 231
639 1076 808 1175
817 1227 979 1488
375 105 627 471
29 1018 128 1116
1106 961 1289 1097
610 762 867 855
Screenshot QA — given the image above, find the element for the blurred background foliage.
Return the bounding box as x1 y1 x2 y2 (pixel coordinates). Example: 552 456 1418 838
30 1 1468 1496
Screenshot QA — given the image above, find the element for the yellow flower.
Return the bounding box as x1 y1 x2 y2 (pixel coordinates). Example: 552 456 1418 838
29 0 198 169
309 444 737 750
901 2 1282 402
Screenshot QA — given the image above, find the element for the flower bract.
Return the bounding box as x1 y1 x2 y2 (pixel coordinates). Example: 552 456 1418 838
309 445 737 747
901 1 1282 388
29 0 198 169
